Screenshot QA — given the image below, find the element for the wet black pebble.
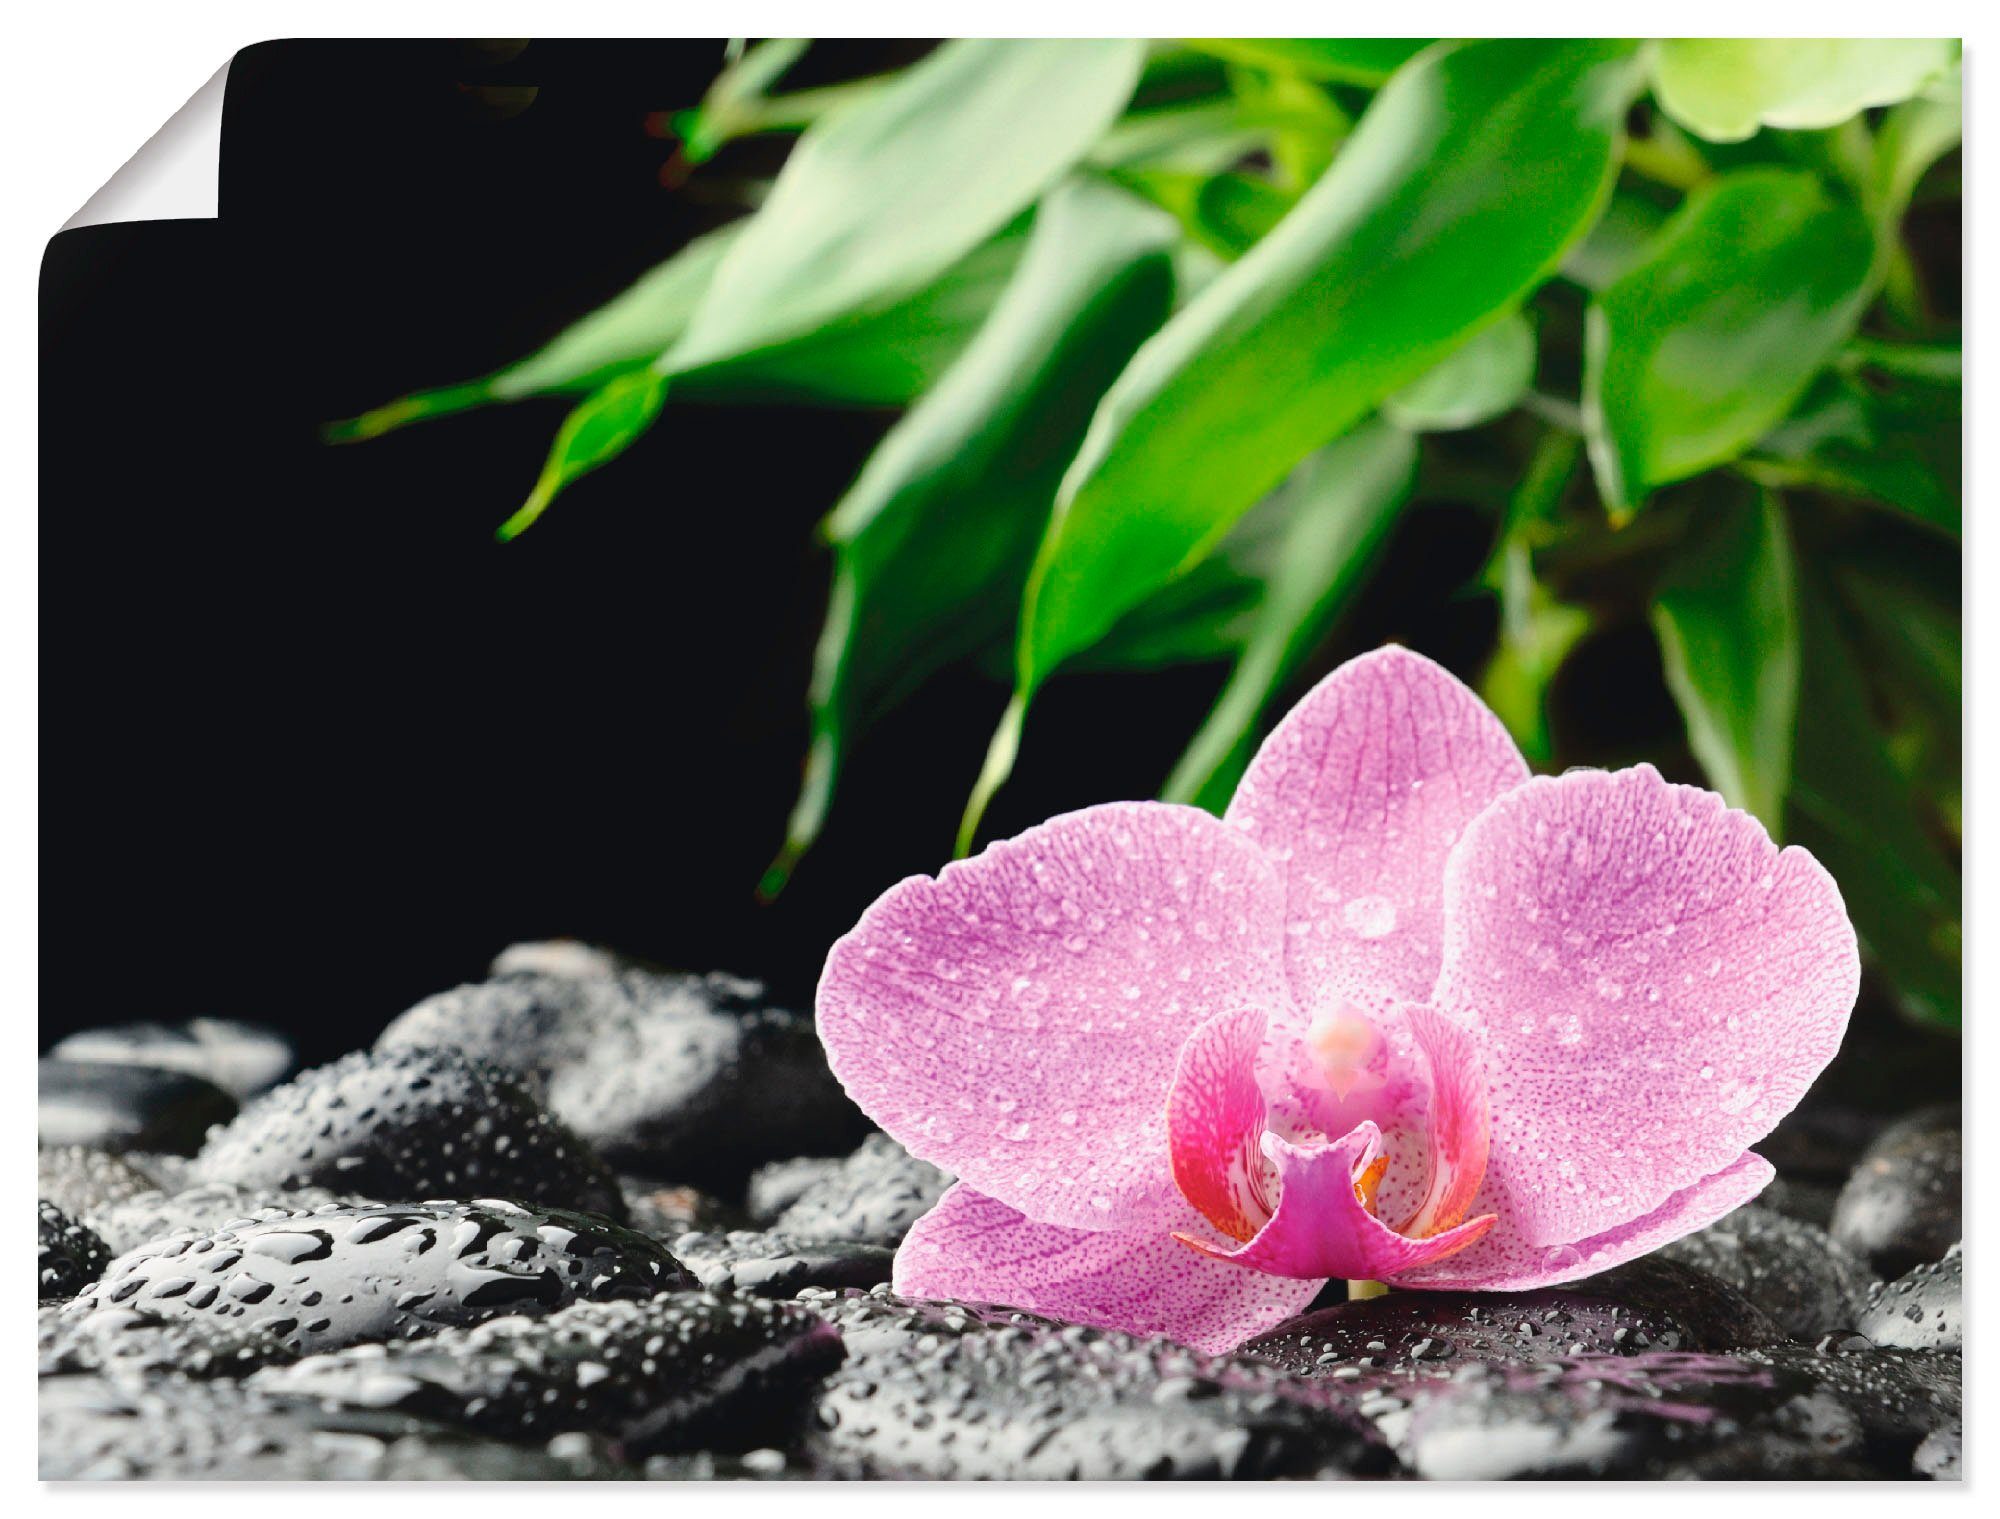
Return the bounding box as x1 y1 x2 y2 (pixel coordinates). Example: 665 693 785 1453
1831 1105 1961 1277
39 1201 112 1300
1857 1242 1961 1352
1241 1255 1778 1380
88 1182 366 1257
378 969 866 1186
793 1288 1388 1480
192 1045 626 1220
65 1199 691 1355
37 1373 618 1479
256 1290 844 1455
38 1058 236 1155
760 1132 953 1247
1367 1342 1958 1479
671 1230 895 1297
50 1018 293 1101
37 1147 161 1221
40 1300 299 1383
1659 1204 1873 1340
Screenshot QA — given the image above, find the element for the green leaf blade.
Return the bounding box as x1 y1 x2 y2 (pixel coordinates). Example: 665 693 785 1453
497 370 670 541
1651 489 1800 830
1020 39 1642 694
668 39 1146 374
1382 310 1537 432
768 178 1178 885
1653 38 1959 145
1583 167 1876 514
1161 419 1418 811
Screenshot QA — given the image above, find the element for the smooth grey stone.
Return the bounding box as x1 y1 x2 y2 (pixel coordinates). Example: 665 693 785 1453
38 1059 236 1156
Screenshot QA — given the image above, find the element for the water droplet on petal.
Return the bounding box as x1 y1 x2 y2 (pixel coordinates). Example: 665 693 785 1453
1342 895 1398 939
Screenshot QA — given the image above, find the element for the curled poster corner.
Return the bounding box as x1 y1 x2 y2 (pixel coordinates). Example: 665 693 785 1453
62 60 229 230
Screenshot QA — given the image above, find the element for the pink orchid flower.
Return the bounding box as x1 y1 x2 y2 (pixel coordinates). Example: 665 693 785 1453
817 648 1858 1353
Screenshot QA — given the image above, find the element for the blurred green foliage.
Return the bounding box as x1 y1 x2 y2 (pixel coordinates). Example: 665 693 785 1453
336 38 1963 1028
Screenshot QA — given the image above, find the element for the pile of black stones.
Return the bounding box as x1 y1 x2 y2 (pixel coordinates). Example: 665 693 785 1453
38 943 1962 1480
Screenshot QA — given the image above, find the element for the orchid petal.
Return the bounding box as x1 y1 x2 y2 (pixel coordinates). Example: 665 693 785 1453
1181 1123 1495 1282
1166 1008 1276 1241
818 800 1290 1232
1227 646 1528 1020
895 1183 1319 1354
1436 764 1858 1246
1396 1151 1775 1290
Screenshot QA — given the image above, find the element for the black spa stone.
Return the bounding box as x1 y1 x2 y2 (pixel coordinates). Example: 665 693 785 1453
256 1289 845 1455
36 1146 161 1222
377 969 866 1185
1831 1105 1962 1277
192 1045 625 1220
1345 1342 1959 1480
37 1373 619 1480
87 1182 367 1257
1658 1204 1873 1340
1240 1255 1780 1380
63 1199 691 1355
40 1300 299 1383
50 1018 294 1101
38 1201 112 1301
794 1289 1389 1480
761 1132 954 1247
38 1058 236 1156
670 1229 896 1297
1857 1242 1962 1352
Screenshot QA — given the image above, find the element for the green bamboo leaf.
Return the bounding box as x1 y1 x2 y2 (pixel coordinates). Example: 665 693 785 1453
1789 569 1960 1029
762 179 1176 891
1872 64 1961 226
1111 168 1294 259
1383 311 1536 432
673 38 810 164
1559 190 1668 292
960 40 1644 844
1583 168 1875 515
683 223 1029 405
669 40 1145 373
1161 420 1417 811
1747 364 1960 534
495 371 669 542
1651 488 1799 830
1479 431 1587 765
331 220 1031 442
1653 39 1959 144
327 225 741 442
1189 39 1432 87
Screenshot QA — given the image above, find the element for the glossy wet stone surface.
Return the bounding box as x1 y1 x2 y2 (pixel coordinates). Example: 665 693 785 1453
671 1230 895 1297
50 1018 294 1101
255 1290 844 1454
38 1059 237 1155
795 1289 1388 1479
1857 1243 1961 1352
37 1146 162 1221
378 968 865 1185
40 1300 300 1383
38 1373 619 1479
1831 1105 1962 1277
1338 1343 1959 1479
87 1182 367 1257
757 1132 953 1247
39 1202 112 1300
1658 1204 1873 1340
193 1045 626 1220
66 1200 691 1355
1241 1257 1779 1381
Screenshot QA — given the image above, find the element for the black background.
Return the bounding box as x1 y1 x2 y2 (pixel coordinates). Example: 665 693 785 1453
44 39 1913 1081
